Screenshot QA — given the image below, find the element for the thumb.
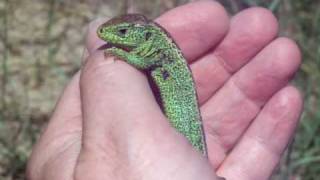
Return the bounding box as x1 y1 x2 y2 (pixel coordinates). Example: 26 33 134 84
76 51 217 180
79 50 168 154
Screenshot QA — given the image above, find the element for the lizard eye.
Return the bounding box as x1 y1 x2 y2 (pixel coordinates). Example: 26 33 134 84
118 28 128 36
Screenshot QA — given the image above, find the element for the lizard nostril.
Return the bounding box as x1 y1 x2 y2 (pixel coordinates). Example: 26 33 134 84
99 28 104 34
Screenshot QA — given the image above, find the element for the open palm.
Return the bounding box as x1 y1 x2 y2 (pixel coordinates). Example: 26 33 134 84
27 1 303 180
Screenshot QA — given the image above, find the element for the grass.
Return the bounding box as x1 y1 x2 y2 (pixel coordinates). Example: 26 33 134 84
284 1 320 179
0 0 319 179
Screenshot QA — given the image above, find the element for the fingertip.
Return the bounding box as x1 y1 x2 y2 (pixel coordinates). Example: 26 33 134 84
85 17 110 53
274 85 304 116
263 37 301 78
88 17 107 31
275 37 302 70
234 7 279 39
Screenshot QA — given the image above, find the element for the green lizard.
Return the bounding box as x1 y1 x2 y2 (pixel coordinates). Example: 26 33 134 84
97 14 207 156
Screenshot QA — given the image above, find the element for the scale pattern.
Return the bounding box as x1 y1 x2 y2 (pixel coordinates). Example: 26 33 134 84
97 14 207 155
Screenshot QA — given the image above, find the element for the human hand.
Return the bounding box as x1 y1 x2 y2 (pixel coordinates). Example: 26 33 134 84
27 1 303 180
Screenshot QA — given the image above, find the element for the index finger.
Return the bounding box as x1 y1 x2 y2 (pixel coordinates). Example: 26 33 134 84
86 1 229 61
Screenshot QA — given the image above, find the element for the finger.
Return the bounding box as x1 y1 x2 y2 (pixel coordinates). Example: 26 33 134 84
202 38 301 167
156 0 229 60
78 51 162 178
191 7 279 104
79 51 163 146
85 1 229 60
217 86 303 180
27 72 82 180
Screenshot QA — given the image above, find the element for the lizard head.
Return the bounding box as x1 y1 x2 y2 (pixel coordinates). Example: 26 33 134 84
97 14 153 51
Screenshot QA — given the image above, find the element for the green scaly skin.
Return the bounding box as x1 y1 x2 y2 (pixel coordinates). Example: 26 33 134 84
97 14 207 156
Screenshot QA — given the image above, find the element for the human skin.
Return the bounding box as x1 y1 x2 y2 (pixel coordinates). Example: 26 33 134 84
27 1 303 180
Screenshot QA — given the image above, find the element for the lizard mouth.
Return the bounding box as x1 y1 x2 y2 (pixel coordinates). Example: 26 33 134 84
99 43 135 52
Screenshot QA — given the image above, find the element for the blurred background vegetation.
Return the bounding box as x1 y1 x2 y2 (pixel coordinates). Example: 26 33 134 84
0 0 319 179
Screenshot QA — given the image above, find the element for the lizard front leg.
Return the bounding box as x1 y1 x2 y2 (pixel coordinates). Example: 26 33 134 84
105 47 149 69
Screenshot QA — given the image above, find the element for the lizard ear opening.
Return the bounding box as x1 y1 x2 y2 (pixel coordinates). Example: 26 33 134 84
145 32 152 41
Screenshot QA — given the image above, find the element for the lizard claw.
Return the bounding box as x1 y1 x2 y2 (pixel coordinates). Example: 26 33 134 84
104 47 121 58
